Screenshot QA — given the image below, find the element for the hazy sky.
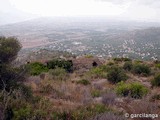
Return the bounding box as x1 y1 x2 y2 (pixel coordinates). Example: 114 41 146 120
0 0 160 25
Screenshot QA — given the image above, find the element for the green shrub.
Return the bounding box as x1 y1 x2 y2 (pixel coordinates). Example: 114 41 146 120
132 63 151 75
0 37 21 63
123 61 133 71
52 112 74 120
116 82 148 99
151 74 160 87
85 55 93 58
115 82 130 97
13 105 32 120
113 57 131 62
129 83 148 99
99 65 110 71
113 58 122 62
49 67 67 81
91 90 101 98
33 109 47 119
107 66 127 84
134 60 143 64
52 104 110 120
0 65 25 91
107 62 114 66
155 63 160 69
90 67 103 75
87 104 108 114
77 79 90 85
91 112 126 120
27 62 48 76
123 58 132 62
16 84 33 100
88 67 107 79
72 104 110 120
47 59 73 72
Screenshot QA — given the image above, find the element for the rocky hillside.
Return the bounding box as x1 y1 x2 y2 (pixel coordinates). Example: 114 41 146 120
22 54 160 120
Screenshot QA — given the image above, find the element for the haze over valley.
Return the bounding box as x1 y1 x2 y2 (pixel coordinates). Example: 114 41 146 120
1 17 160 60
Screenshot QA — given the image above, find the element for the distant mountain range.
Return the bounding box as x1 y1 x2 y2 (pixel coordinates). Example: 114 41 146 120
0 2 39 26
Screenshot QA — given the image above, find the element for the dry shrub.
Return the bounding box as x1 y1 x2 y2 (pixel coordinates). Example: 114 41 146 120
48 67 68 81
38 79 54 94
81 88 92 104
40 73 46 80
128 99 159 120
102 91 117 106
93 83 103 90
91 112 126 120
67 85 92 103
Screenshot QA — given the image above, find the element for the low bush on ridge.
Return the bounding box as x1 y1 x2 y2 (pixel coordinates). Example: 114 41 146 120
123 61 133 71
116 82 148 99
132 63 151 76
26 62 48 76
107 66 128 84
49 67 68 81
76 79 91 85
151 73 160 87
